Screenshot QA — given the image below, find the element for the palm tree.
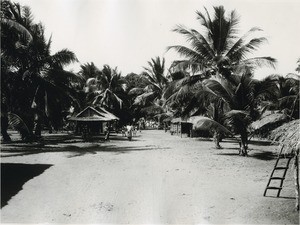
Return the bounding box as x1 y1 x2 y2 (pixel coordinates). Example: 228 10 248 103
89 65 126 112
261 74 300 120
1 0 34 141
130 57 170 122
79 62 102 81
168 6 276 79
192 74 278 154
1 0 32 43
165 6 277 153
1 2 79 140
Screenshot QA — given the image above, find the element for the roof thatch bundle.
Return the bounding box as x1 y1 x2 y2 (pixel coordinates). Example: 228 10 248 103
171 117 183 123
269 119 300 154
249 112 288 138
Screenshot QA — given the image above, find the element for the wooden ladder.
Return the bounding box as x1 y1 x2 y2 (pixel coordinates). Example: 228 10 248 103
263 146 293 197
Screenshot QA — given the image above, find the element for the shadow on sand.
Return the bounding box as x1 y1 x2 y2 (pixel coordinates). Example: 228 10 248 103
1 142 169 158
215 149 277 160
1 163 52 208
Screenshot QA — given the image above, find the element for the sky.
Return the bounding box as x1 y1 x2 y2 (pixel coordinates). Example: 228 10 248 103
16 0 300 79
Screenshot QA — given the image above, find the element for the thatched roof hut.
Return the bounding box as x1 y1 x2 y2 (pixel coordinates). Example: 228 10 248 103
269 119 300 154
68 106 119 136
270 119 300 211
249 112 288 137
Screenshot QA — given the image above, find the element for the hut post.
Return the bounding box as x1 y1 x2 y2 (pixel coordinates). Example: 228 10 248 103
294 148 299 211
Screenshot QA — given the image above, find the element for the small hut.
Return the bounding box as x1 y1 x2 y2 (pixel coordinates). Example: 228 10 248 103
187 116 211 138
170 118 193 137
69 106 119 136
269 119 300 210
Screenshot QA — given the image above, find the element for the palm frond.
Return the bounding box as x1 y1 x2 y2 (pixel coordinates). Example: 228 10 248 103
229 37 269 61
51 49 78 68
233 57 277 74
172 24 214 59
201 79 234 106
224 110 252 133
8 112 31 139
1 18 33 42
170 60 207 74
226 27 262 58
128 87 144 95
167 45 203 63
133 92 156 105
194 116 234 136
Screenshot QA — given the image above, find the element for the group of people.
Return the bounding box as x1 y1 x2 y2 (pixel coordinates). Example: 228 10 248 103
104 123 141 142
121 124 140 141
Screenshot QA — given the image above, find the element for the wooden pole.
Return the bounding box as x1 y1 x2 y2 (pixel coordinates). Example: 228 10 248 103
294 152 299 211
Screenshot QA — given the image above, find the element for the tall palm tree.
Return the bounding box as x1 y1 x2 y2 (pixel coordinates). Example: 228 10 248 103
130 57 170 121
168 6 276 79
1 0 34 141
165 6 277 154
2 2 79 139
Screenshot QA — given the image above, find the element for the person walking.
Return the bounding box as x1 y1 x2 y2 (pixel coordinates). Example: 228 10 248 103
104 124 110 142
127 124 133 141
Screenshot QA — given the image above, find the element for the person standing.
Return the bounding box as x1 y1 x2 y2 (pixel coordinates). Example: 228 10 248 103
127 124 133 141
104 124 110 141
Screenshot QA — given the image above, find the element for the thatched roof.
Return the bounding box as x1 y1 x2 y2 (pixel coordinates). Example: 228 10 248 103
69 106 119 122
269 119 300 154
171 118 182 123
187 116 204 124
250 112 288 131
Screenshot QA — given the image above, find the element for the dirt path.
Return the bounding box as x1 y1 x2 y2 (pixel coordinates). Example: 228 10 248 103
1 130 298 224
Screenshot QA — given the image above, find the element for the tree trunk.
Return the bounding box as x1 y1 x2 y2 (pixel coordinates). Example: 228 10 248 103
239 130 248 156
1 114 11 142
1 101 11 142
213 131 222 149
294 152 299 211
33 111 42 139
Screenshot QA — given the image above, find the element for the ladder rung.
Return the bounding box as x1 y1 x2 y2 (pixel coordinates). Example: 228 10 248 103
274 167 288 170
270 177 285 180
266 186 282 190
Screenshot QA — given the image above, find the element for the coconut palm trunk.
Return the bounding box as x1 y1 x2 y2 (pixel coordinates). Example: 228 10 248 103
213 130 222 149
33 110 43 138
294 150 299 211
239 128 248 156
1 114 11 142
1 101 11 142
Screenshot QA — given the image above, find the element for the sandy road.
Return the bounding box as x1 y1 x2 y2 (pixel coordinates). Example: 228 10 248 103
1 130 298 224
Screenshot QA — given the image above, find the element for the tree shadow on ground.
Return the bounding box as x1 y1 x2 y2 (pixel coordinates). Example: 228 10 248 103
1 163 52 208
215 149 277 160
1 133 133 146
250 151 278 160
1 144 170 158
215 152 240 157
248 139 273 146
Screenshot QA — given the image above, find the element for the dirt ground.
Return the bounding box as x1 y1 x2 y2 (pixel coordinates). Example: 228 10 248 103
1 130 299 224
